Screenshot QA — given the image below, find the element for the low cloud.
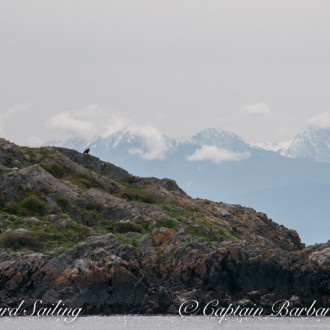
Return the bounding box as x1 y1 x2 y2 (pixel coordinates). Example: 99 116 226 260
48 104 170 160
48 104 128 140
0 102 31 136
128 126 171 160
306 112 330 128
49 113 94 137
187 145 250 164
242 103 270 116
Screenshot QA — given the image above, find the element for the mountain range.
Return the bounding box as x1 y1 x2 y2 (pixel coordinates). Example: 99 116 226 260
48 125 330 245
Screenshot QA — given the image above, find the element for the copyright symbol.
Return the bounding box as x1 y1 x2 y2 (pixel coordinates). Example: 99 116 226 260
179 300 200 316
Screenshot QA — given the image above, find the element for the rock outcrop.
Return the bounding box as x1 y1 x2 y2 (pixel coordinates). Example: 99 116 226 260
0 138 328 314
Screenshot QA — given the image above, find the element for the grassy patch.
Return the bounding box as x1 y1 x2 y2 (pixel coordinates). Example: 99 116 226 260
140 222 153 233
217 227 237 241
100 219 117 231
3 201 20 215
0 216 24 230
40 162 68 179
156 219 177 229
39 149 50 156
23 147 36 162
79 208 104 226
50 249 65 259
162 205 197 221
0 168 12 173
41 161 101 190
186 226 216 242
194 216 237 241
115 175 138 186
0 216 93 252
54 194 70 210
119 187 163 204
113 233 141 247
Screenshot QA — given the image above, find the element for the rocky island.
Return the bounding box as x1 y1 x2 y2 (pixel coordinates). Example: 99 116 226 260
0 138 328 315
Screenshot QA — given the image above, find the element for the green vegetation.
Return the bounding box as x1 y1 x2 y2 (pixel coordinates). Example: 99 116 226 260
0 194 47 217
113 221 143 233
41 161 103 191
73 172 102 189
113 233 141 247
100 219 117 231
140 222 153 233
20 195 46 216
39 149 50 156
0 143 240 255
4 201 20 215
54 194 70 210
23 147 36 162
186 226 217 242
115 175 138 186
217 227 237 241
0 215 91 252
119 186 164 204
156 219 177 229
161 205 193 220
0 168 12 173
40 162 68 179
161 205 237 242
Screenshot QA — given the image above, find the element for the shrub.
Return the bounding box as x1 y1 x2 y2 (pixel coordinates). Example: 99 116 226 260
4 201 20 214
116 175 138 186
54 195 69 209
75 178 92 189
113 221 143 233
20 196 46 216
0 230 36 250
119 187 161 204
40 162 67 179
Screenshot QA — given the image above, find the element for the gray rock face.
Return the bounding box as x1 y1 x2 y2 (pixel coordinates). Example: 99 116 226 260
0 164 79 201
308 245 330 266
215 206 231 218
57 147 130 179
48 214 59 222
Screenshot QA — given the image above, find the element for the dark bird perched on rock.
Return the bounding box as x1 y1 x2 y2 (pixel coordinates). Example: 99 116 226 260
83 147 90 154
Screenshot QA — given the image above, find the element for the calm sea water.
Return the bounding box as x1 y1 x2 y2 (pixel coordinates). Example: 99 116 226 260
0 316 329 330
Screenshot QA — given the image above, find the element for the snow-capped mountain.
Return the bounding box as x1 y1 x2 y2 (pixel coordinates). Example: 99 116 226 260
283 125 330 163
189 128 250 152
50 125 330 164
251 140 293 154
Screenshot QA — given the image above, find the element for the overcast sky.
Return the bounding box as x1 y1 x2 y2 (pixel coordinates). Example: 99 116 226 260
1 0 330 146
